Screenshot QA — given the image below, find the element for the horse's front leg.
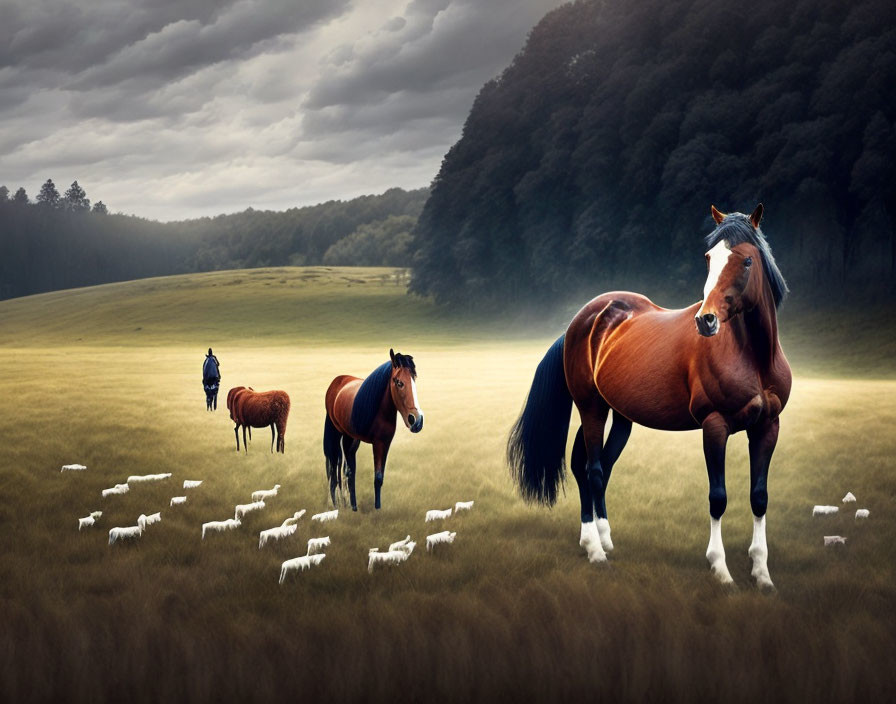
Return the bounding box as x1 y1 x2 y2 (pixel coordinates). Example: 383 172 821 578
702 412 733 585
242 425 248 453
234 424 240 451
372 440 391 510
747 416 779 591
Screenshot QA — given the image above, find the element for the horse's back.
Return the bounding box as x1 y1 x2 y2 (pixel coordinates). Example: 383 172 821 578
326 375 362 435
203 357 219 380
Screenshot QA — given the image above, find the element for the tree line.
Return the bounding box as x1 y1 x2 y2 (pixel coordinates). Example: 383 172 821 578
0 184 426 300
409 0 896 310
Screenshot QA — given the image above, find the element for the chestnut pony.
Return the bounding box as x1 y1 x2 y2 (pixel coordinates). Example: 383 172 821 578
227 386 290 453
324 349 424 511
508 204 791 589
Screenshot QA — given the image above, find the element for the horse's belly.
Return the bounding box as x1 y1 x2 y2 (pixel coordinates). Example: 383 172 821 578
595 336 698 431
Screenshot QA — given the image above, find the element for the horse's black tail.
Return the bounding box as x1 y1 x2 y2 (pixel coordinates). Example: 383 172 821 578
323 414 343 495
507 335 573 506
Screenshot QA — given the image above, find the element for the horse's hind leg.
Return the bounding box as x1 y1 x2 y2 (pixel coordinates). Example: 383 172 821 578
276 419 286 453
270 424 276 453
342 436 361 511
243 426 248 453
747 416 779 591
234 425 240 451
577 403 611 562
593 410 632 551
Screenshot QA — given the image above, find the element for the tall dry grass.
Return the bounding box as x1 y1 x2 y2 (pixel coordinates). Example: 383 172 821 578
1 269 894 702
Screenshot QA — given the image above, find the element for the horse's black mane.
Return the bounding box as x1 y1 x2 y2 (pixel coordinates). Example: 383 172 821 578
705 214 788 308
350 353 416 434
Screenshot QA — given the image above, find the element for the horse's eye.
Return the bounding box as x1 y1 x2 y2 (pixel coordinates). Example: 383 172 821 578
744 257 753 268
394 379 404 388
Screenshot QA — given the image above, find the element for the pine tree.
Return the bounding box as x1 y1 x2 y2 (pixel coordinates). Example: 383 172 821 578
13 187 29 205
36 179 61 208
92 201 108 214
64 181 90 212
0 185 8 202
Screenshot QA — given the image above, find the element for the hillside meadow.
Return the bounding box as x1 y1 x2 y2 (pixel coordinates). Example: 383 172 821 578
1 267 894 702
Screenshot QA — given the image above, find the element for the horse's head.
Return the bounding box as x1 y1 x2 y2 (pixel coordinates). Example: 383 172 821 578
389 348 423 433
696 204 778 337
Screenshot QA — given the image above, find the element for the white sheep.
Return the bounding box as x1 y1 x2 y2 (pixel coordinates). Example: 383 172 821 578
389 535 412 552
61 464 87 472
170 496 187 506
812 505 838 516
823 535 847 546
137 512 161 530
235 500 266 520
127 473 172 484
454 500 474 512
279 554 326 583
78 511 103 530
426 531 457 551
855 509 870 520
109 524 144 545
312 509 338 523
368 549 410 573
102 483 130 498
258 514 304 549
252 484 281 502
202 518 241 539
425 508 452 522
842 492 856 503
183 480 203 489
306 537 330 555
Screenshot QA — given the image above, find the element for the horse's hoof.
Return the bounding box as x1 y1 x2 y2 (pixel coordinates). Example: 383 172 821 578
352 506 358 512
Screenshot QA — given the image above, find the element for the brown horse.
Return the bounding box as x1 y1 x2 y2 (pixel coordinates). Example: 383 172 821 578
227 386 290 453
324 349 424 511
508 204 791 589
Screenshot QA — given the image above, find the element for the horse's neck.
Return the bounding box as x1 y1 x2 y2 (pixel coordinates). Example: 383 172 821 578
377 386 397 421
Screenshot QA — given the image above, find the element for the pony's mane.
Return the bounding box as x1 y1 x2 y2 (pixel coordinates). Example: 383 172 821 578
705 214 788 308
351 362 393 435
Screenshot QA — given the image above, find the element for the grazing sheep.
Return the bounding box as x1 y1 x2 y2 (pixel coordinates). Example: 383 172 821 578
170 496 187 506
842 492 856 503
258 523 298 549
454 500 474 512
127 473 172 484
388 535 412 552
279 554 326 583
138 512 161 530
855 509 870 520
61 464 87 472
202 518 241 539
235 500 266 520
425 508 452 522
312 509 338 523
823 535 847 546
306 537 330 555
368 549 410 573
812 505 839 516
109 524 144 545
252 484 281 502
78 511 103 530
426 531 457 551
183 480 203 489
102 483 130 498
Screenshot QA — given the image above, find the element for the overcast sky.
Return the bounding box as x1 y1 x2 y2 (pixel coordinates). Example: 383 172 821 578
0 0 563 221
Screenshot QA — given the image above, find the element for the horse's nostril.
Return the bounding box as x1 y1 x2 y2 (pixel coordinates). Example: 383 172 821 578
703 313 716 325
407 414 416 425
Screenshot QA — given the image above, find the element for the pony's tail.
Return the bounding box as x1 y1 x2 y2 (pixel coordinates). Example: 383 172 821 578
323 414 343 492
507 335 572 506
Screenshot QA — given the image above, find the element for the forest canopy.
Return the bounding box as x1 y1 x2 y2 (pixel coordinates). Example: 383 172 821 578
409 0 896 309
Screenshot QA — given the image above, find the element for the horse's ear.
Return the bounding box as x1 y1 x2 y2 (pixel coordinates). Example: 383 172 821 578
711 205 726 225
750 203 763 229
389 348 397 366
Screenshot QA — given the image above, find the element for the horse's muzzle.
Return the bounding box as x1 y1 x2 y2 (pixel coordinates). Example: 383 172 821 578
409 412 424 433
695 313 719 337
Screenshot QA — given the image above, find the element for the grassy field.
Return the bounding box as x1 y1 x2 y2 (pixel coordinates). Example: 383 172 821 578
1 267 894 702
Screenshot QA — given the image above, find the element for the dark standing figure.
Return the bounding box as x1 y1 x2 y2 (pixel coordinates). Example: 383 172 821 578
203 348 221 411
323 349 424 511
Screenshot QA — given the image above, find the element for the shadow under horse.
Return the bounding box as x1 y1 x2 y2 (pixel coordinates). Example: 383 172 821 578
324 349 424 511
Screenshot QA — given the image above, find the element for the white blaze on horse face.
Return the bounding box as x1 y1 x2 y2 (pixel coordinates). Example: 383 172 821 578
706 517 733 584
698 240 732 317
410 378 422 416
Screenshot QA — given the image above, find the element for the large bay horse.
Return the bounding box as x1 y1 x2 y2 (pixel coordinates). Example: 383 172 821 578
324 349 424 511
227 386 290 453
508 205 792 589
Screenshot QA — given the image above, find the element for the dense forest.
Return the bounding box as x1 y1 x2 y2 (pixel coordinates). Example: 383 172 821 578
0 184 426 300
410 0 896 309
